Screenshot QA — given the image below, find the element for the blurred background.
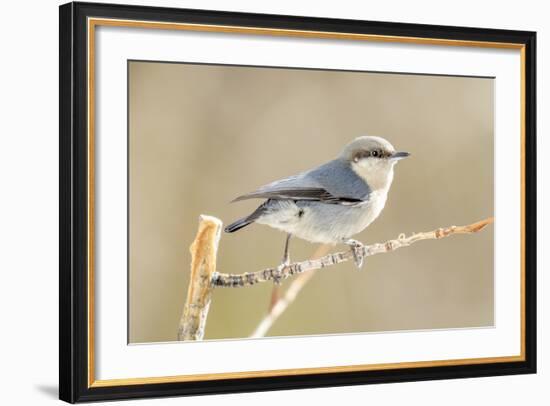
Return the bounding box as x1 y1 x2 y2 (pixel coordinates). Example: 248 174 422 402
128 61 494 344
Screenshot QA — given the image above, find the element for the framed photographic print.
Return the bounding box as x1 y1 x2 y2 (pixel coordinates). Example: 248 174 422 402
59 1 536 403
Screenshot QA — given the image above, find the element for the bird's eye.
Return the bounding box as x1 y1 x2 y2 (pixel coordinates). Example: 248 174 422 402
371 150 378 157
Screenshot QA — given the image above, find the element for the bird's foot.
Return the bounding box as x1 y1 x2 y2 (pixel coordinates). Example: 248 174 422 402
345 239 365 269
272 260 289 285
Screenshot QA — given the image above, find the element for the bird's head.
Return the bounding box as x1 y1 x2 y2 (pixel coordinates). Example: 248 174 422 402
339 135 410 191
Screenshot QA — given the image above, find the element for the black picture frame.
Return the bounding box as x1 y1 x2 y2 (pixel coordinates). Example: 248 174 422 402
60 1 537 403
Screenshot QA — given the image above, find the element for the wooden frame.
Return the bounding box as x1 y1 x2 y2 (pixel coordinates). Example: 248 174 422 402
59 1 536 402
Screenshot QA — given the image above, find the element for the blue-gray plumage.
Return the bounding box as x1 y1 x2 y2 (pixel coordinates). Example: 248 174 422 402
232 158 371 204
225 136 409 270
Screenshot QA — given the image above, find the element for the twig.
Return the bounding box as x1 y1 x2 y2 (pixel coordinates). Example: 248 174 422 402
178 216 493 340
248 217 494 337
177 215 222 341
212 217 494 288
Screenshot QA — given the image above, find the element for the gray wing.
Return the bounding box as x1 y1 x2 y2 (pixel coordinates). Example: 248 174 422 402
232 159 371 203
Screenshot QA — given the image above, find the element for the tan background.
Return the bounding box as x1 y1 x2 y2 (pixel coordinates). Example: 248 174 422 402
128 61 494 344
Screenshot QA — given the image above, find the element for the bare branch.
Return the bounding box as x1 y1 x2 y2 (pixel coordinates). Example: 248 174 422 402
212 217 494 288
178 216 493 340
177 215 222 341
248 216 494 338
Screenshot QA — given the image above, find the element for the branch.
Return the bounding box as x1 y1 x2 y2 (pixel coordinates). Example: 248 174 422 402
212 217 494 288
177 215 222 341
249 216 494 338
178 216 493 340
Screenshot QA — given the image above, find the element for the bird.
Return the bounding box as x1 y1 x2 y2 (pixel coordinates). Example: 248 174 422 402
224 135 409 281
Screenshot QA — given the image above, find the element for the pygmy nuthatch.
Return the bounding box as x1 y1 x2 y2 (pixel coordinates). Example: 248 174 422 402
225 136 409 275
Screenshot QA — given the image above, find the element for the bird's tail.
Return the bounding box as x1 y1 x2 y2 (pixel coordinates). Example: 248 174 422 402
224 216 254 233
224 202 268 233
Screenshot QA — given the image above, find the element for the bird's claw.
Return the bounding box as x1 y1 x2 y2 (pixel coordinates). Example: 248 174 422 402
345 239 365 269
273 261 289 285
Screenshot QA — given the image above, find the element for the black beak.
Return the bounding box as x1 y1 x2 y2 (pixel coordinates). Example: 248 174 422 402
390 151 410 160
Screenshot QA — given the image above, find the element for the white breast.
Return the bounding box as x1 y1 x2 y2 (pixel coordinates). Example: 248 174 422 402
350 189 389 235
